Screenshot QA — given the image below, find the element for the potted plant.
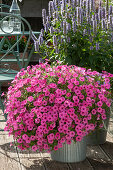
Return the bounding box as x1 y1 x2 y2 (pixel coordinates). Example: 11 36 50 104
33 0 113 145
4 62 113 162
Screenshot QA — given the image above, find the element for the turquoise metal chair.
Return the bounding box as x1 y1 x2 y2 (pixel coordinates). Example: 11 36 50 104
0 11 37 129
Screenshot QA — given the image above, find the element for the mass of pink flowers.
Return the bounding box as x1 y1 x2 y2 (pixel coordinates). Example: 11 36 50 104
4 63 113 152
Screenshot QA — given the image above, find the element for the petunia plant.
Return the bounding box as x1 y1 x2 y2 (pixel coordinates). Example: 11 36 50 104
4 63 113 152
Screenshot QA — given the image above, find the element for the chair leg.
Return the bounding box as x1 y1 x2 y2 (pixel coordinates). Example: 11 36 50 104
0 83 7 121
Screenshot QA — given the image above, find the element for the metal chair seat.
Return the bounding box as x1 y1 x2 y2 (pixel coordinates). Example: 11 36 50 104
0 69 18 82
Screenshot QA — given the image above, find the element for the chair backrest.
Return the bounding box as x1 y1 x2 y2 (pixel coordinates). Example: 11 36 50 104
0 4 10 14
0 11 33 74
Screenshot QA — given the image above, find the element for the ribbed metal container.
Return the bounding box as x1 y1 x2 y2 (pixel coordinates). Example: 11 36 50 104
87 128 108 145
51 137 87 163
87 110 110 145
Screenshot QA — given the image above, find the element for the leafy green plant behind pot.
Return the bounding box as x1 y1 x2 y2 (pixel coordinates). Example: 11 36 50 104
34 0 113 75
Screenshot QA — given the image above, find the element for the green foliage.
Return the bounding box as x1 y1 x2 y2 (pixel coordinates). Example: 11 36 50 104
37 1 113 74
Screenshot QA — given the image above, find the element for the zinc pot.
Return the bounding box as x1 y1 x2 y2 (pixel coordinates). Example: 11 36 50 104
51 137 87 163
87 109 110 145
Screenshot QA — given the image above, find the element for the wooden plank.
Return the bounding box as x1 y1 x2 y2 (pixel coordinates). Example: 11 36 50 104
68 159 93 170
0 134 22 170
100 142 113 160
87 145 113 170
18 149 45 170
41 152 70 170
0 111 7 131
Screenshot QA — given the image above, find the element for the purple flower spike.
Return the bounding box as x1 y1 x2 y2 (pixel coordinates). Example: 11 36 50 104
50 26 54 34
83 29 86 36
72 0 76 8
90 46 93 50
63 21 67 34
39 36 43 45
79 0 82 7
96 42 99 50
61 38 64 44
83 0 86 9
48 1 54 17
110 15 113 26
109 5 113 15
53 35 57 46
46 16 50 23
93 20 97 33
89 36 93 43
88 28 91 35
62 0 67 10
42 9 46 25
102 19 106 30
99 9 102 20
66 23 71 31
53 0 58 10
96 13 99 24
41 29 44 36
55 47 59 54
99 1 102 8
67 37 71 42
45 24 49 33
111 33 113 42
102 7 106 19
34 41 39 51
91 0 95 11
87 0 91 14
72 17 76 32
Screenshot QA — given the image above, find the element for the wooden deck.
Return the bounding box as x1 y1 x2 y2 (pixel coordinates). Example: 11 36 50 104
0 108 113 170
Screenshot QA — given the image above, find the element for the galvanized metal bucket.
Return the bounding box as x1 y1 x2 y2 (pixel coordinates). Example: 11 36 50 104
51 137 87 163
86 128 108 145
87 110 110 145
